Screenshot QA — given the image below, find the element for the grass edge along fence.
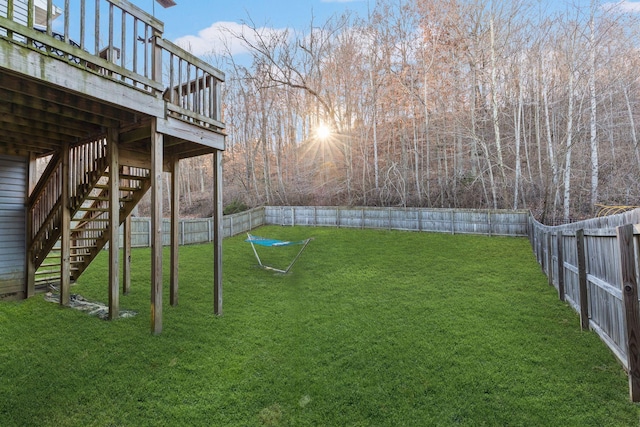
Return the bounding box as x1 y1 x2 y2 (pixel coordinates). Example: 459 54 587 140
529 208 640 401
122 206 529 247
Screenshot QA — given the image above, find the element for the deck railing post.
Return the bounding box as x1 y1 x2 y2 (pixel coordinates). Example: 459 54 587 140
616 224 640 402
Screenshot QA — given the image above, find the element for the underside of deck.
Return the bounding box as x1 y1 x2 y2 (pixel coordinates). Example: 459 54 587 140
0 0 226 334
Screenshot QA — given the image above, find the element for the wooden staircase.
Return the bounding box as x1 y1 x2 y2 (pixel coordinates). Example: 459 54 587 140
29 139 151 291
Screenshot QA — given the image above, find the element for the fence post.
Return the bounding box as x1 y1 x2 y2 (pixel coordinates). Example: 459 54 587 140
576 229 590 331
556 232 565 302
616 224 640 402
451 210 455 235
546 232 554 287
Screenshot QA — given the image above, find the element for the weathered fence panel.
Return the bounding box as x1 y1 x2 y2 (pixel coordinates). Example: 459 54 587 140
263 207 528 236
529 208 640 400
119 206 528 249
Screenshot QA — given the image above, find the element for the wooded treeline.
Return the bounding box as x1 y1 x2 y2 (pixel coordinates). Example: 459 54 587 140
170 0 640 223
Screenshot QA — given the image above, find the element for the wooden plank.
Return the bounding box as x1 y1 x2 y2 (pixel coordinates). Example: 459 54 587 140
166 103 226 130
0 87 120 128
108 129 120 320
170 157 179 306
60 142 70 306
617 224 640 402
587 273 623 300
0 42 164 117
156 116 225 151
0 108 95 137
576 229 590 331
557 232 565 302
150 118 163 334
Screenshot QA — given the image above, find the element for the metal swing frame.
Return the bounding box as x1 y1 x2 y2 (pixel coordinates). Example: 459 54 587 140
246 233 313 274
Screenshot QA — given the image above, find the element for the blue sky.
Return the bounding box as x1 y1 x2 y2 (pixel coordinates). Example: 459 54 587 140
126 0 640 60
128 0 374 58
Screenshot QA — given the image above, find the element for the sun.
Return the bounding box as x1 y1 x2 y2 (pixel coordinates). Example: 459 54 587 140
315 124 332 141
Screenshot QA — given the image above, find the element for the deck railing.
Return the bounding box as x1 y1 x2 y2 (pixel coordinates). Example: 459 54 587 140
69 137 108 210
157 38 224 130
0 0 224 130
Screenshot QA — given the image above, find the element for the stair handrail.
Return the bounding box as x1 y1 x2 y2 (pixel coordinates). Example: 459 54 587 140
28 155 62 243
69 138 108 212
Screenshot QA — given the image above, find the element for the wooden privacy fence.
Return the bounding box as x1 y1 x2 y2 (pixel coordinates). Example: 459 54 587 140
265 206 528 236
529 209 640 401
117 206 528 247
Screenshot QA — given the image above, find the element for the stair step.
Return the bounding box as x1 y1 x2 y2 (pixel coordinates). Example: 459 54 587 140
36 269 60 276
34 277 60 284
105 172 149 180
40 262 60 268
78 207 109 212
85 196 136 203
94 184 140 192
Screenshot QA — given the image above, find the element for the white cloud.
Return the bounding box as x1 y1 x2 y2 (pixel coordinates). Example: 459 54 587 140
173 21 287 57
601 1 640 13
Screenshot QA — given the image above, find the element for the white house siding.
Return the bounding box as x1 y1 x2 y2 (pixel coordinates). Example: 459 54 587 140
0 155 26 296
0 0 29 25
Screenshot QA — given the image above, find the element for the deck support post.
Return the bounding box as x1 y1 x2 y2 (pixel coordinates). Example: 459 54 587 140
60 141 71 306
213 150 223 315
108 129 120 320
151 118 163 334
170 157 179 306
123 214 131 295
25 152 37 298
616 224 640 402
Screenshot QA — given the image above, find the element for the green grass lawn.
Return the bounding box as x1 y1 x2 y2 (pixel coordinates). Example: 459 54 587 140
1 226 639 426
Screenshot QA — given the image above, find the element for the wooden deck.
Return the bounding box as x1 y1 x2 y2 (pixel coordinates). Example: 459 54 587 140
0 0 225 334
0 0 225 159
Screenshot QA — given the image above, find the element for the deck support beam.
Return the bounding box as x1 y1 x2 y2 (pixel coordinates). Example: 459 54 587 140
213 150 223 315
170 157 179 306
151 118 164 334
108 129 120 320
